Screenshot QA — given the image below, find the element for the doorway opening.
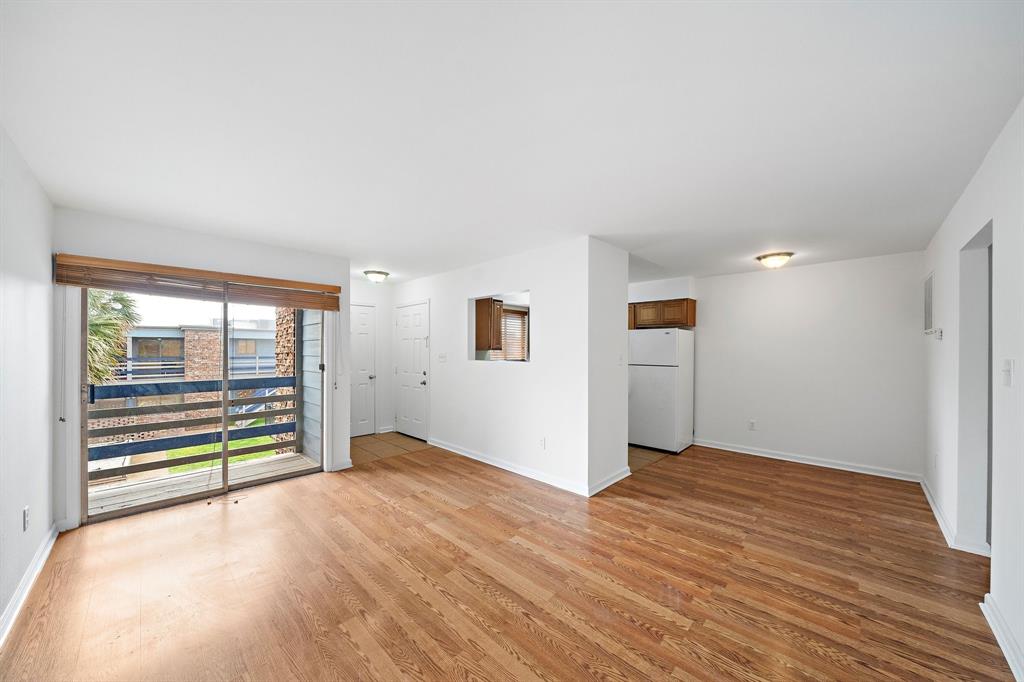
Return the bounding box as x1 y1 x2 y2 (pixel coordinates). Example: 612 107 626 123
84 288 323 520
956 221 992 553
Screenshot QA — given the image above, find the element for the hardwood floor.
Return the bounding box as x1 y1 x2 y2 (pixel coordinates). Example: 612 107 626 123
0 444 1011 680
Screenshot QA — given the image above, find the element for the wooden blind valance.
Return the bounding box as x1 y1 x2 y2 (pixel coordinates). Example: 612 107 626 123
54 254 341 311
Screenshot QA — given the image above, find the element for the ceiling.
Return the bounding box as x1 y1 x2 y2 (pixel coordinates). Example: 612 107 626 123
2 2 1022 282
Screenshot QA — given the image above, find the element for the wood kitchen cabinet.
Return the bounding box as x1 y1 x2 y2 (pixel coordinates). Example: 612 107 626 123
635 302 663 327
475 297 503 351
629 298 696 329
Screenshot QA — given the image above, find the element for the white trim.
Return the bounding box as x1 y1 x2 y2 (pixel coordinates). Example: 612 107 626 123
981 594 1024 681
693 438 922 482
921 478 957 547
921 478 992 557
0 524 58 649
429 437 589 497
589 467 631 496
953 535 991 557
376 426 394 434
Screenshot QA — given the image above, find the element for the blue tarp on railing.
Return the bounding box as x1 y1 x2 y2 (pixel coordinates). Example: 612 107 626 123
87 421 295 461
91 376 295 401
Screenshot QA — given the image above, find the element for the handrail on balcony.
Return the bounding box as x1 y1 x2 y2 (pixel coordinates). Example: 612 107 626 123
91 376 295 401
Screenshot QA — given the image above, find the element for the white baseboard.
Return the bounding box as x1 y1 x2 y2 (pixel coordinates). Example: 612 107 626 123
0 524 58 649
589 467 630 496
376 426 394 434
55 518 79 532
428 438 589 497
921 478 957 547
981 594 1023 681
693 438 922 482
953 535 991 557
920 479 991 557
328 459 353 472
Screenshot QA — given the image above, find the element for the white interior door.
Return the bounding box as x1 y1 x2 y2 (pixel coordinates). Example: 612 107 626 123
395 302 429 440
350 305 375 437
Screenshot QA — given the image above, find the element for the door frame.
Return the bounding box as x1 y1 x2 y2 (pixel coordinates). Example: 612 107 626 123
350 302 377 437
393 299 430 440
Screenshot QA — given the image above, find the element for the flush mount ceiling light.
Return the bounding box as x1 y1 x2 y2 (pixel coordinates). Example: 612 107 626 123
363 270 390 283
755 252 794 269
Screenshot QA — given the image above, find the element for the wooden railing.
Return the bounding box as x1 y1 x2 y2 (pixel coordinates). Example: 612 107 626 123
87 376 300 481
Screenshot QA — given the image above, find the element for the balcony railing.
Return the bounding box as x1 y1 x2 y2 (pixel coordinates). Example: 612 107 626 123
228 354 277 376
87 375 299 480
113 354 277 381
114 356 185 381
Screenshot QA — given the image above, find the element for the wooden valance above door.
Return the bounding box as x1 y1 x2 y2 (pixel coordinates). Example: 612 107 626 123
53 254 341 311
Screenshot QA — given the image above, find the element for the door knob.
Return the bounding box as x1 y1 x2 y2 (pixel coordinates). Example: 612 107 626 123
369 374 376 380
420 380 427 386
422 370 427 375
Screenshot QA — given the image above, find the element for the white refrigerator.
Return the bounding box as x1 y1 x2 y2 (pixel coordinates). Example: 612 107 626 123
628 328 694 453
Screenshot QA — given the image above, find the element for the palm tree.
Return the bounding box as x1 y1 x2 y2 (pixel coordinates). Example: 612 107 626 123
87 290 141 384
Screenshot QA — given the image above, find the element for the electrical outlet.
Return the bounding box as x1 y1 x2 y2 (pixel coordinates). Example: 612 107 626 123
22 506 29 532
748 420 757 431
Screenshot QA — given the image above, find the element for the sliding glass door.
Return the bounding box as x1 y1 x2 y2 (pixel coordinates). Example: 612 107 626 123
225 303 322 485
84 288 323 520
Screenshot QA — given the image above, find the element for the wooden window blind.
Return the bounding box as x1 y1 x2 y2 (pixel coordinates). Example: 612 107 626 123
491 308 528 361
53 254 341 311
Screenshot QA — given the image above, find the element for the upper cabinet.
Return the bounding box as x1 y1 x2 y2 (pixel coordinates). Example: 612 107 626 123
634 302 662 327
475 297 504 350
628 298 696 329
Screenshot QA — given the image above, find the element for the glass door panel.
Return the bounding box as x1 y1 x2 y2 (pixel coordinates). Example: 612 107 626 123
226 303 322 485
85 289 225 517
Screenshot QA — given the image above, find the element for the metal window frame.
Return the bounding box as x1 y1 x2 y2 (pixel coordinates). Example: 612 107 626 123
81 287 325 524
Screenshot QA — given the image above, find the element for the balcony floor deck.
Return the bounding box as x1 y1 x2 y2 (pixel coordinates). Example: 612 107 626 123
88 451 319 516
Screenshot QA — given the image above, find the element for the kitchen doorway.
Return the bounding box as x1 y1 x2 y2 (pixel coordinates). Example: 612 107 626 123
956 221 993 553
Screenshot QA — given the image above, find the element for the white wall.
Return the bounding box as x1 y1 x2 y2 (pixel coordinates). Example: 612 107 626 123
693 251 926 481
393 236 627 496
394 237 590 493
924 99 1024 679
52 208 353 526
349 277 394 433
587 238 629 492
0 128 54 642
628 275 695 302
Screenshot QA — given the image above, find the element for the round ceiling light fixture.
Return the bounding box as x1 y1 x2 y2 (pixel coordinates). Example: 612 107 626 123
755 252 794 269
363 270 390 283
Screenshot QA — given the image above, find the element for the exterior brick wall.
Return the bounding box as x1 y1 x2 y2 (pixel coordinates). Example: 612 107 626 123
274 307 296 450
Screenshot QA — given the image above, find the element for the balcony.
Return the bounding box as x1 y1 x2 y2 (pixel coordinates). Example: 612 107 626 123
87 374 318 516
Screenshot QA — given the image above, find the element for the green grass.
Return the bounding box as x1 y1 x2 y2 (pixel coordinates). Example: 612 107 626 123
165 418 283 473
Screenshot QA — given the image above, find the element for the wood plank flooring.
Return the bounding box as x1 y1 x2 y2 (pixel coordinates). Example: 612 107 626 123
0 444 1011 680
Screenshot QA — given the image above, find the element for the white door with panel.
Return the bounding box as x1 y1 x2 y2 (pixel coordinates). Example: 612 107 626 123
395 302 429 440
350 304 376 437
